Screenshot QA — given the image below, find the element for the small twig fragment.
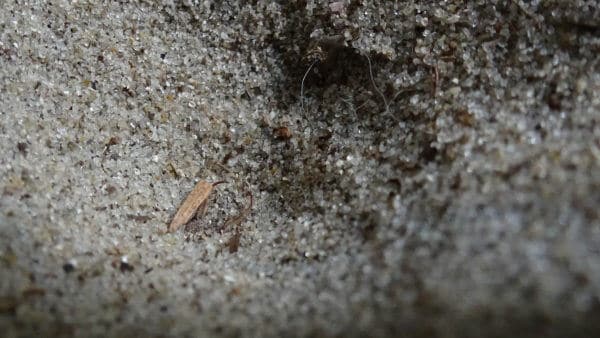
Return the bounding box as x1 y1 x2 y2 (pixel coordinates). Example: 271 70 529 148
431 63 439 97
223 191 253 253
168 180 224 233
365 52 388 113
227 230 241 253
222 190 253 231
301 59 318 115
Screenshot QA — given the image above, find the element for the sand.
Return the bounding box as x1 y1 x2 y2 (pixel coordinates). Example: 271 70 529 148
1 1 600 337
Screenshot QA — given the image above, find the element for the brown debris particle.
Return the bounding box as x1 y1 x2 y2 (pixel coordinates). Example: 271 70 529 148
222 191 253 231
168 180 223 233
16 142 28 155
119 261 134 273
127 214 151 223
22 287 46 298
103 136 121 155
454 108 476 127
105 185 117 195
227 230 241 253
273 126 292 140
107 136 120 146
0 297 17 314
547 93 562 111
222 190 253 253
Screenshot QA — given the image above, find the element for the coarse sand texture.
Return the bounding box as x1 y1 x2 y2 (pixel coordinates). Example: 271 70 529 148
1 1 600 337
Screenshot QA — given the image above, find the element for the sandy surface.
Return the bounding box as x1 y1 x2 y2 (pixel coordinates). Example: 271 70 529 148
1 1 600 337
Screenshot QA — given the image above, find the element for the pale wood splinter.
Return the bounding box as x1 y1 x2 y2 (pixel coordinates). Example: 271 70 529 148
168 180 224 233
